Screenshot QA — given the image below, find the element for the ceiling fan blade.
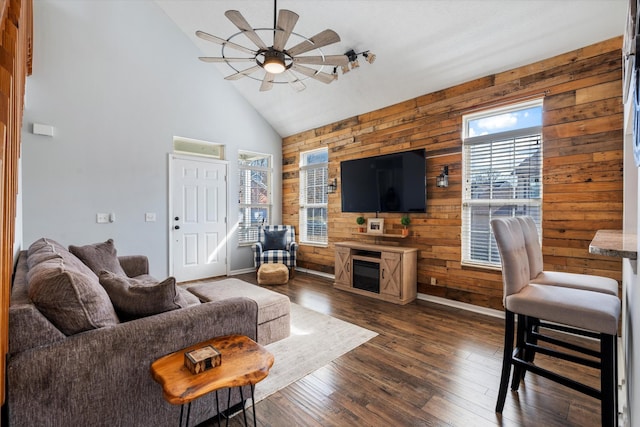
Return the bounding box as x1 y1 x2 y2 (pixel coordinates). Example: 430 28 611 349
291 64 336 84
196 30 256 56
293 55 348 66
260 72 275 92
199 57 255 63
224 65 262 81
286 29 341 57
225 10 268 50
273 9 299 51
284 70 306 92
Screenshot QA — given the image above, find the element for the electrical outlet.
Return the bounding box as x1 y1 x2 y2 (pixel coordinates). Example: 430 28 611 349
430 277 437 285
145 212 157 222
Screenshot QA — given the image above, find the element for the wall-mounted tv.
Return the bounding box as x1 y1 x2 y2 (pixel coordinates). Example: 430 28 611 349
340 149 426 213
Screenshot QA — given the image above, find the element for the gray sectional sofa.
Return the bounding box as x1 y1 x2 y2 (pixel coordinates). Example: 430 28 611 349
7 238 259 427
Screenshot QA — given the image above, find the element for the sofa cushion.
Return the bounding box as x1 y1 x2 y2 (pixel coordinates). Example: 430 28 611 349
177 286 202 307
69 239 127 277
98 271 199 319
28 258 119 335
27 238 97 280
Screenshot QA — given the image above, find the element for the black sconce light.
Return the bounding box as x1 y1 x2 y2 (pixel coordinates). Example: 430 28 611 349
436 166 449 188
327 178 338 194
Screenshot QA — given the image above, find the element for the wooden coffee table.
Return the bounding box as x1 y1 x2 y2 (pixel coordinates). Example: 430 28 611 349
151 334 274 427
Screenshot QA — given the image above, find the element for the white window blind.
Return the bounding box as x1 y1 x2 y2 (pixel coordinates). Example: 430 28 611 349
238 151 272 245
462 101 543 267
300 149 328 244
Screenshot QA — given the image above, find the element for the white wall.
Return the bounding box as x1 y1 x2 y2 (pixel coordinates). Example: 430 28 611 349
622 56 639 426
21 0 282 278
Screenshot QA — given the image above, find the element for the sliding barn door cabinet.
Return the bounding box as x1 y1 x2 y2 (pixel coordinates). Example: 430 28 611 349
334 241 417 305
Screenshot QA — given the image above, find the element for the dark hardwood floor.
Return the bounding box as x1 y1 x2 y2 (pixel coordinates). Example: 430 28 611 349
218 271 602 426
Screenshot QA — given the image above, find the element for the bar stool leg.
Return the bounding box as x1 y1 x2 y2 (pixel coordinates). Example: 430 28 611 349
601 333 616 427
522 316 540 380
496 310 515 413
511 313 526 391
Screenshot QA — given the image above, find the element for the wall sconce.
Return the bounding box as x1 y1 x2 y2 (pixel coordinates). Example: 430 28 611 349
436 166 449 188
327 178 338 194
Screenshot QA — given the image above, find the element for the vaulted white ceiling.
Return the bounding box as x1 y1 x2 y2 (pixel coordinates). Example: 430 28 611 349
156 1 627 137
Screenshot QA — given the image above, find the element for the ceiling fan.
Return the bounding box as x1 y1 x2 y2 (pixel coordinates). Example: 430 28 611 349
196 1 348 92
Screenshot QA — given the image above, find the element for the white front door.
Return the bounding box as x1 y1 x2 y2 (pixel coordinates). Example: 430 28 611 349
170 155 228 282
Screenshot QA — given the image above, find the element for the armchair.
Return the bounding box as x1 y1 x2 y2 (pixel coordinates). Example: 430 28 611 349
252 225 298 277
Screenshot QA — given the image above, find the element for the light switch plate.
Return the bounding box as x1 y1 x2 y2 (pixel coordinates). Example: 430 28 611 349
96 213 109 223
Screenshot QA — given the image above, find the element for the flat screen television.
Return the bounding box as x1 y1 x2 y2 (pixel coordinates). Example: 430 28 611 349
340 149 426 213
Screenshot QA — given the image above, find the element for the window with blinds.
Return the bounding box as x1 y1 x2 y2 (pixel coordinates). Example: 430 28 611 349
238 151 272 245
300 148 328 245
462 100 543 268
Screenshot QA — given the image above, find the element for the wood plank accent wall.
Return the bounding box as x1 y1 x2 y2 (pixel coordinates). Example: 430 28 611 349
0 0 31 405
282 36 624 311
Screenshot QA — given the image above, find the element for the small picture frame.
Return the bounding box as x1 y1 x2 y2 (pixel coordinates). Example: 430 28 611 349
367 218 384 234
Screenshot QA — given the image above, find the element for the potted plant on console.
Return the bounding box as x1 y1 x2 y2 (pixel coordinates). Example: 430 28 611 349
356 216 366 233
401 215 410 237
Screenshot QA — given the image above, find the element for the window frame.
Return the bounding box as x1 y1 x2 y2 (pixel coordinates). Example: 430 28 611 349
237 150 273 246
299 147 329 246
461 100 543 269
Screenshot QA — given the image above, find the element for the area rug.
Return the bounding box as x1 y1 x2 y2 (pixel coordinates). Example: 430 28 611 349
253 302 378 403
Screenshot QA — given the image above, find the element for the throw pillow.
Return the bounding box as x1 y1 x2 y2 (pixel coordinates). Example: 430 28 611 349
69 239 127 277
98 271 193 318
263 229 287 251
28 259 120 335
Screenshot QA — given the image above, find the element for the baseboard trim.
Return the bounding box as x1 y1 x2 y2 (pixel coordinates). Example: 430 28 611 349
294 267 335 280
416 293 504 319
295 267 504 319
228 267 256 276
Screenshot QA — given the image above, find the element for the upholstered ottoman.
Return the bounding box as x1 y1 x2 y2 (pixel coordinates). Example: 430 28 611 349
257 263 289 285
187 278 290 345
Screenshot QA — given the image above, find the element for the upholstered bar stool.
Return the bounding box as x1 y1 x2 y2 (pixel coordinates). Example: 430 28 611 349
516 216 620 381
517 216 618 296
491 217 620 427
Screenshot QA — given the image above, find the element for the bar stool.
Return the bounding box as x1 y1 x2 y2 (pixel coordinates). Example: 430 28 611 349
517 216 618 296
491 217 620 427
516 216 619 379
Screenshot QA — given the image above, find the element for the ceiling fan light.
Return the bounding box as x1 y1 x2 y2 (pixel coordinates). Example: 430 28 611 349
341 64 350 74
263 50 286 74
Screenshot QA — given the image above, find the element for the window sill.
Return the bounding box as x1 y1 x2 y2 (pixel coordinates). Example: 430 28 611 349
461 261 502 271
300 241 328 248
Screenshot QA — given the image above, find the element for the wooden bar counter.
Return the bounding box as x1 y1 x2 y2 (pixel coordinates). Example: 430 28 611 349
589 230 637 260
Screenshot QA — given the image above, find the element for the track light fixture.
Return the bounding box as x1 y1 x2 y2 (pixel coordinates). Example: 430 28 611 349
334 49 376 77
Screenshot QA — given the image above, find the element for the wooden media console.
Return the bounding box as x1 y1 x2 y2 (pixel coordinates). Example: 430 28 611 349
334 241 417 305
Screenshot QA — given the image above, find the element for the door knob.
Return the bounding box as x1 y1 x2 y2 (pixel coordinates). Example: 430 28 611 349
174 225 180 230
